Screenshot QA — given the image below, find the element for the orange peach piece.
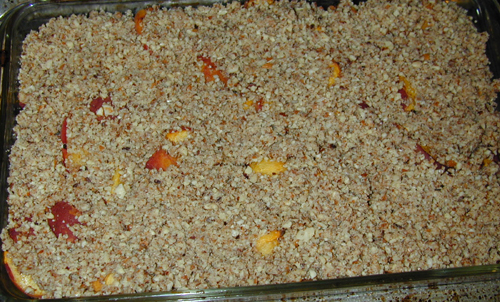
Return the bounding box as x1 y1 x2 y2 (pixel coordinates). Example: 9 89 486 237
421 20 431 30
61 117 68 145
254 99 264 112
328 61 342 86
111 169 122 194
166 130 190 144
92 280 103 292
243 100 254 110
145 149 178 170
399 75 416 100
399 75 417 111
4 252 45 297
135 9 147 34
250 160 286 175
256 231 282 255
262 62 274 69
48 201 82 243
89 96 112 115
198 56 228 86
104 273 115 285
483 158 493 167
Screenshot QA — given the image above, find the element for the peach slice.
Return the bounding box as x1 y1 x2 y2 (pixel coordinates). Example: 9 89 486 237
415 144 452 172
244 99 265 112
328 61 342 86
145 149 178 170
250 160 286 175
262 62 274 69
61 118 68 167
8 217 34 243
111 169 122 194
63 148 89 172
254 99 264 112
61 117 68 145
89 97 113 120
92 273 116 293
8 228 22 243
48 201 82 243
61 116 88 172
482 158 493 168
135 9 147 34
256 231 282 255
198 56 228 86
243 100 254 110
92 280 103 292
166 128 191 144
399 76 416 112
104 273 116 285
4 252 45 297
359 101 370 109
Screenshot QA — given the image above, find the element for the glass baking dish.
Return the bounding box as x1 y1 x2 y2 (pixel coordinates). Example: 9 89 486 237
0 0 499 300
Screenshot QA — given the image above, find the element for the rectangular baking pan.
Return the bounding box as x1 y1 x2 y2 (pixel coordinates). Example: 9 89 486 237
0 0 499 300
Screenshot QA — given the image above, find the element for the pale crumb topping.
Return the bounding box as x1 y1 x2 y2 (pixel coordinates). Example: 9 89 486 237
2 0 500 298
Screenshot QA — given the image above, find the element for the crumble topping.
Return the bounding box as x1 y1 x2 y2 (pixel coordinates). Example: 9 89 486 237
2 0 500 298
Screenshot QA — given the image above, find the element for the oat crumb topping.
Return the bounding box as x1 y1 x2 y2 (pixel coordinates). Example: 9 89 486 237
3 0 500 298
